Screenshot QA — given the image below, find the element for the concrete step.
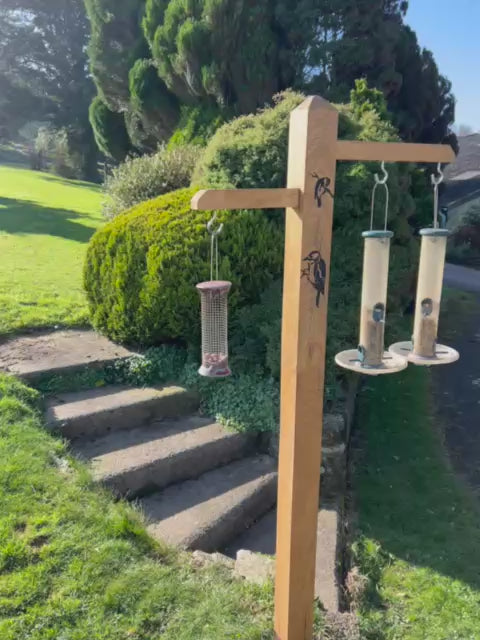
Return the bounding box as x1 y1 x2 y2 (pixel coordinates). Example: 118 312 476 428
0 330 136 382
46 385 198 440
73 416 253 497
224 504 342 612
141 455 277 552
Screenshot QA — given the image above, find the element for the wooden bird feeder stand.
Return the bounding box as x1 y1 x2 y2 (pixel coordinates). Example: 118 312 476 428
191 95 454 640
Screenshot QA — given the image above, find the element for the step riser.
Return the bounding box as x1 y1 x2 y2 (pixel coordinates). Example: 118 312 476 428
53 391 199 440
102 435 254 498
181 476 277 553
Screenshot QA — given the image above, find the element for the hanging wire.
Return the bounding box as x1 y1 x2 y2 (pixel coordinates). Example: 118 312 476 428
370 161 389 231
207 213 223 280
430 162 444 229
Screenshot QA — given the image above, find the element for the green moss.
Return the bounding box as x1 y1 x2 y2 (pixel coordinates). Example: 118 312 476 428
84 188 284 345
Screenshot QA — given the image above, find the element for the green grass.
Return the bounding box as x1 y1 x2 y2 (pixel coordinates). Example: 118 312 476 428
0 374 274 639
352 366 480 639
0 165 103 335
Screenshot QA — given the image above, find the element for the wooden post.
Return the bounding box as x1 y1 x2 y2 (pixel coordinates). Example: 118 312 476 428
275 96 338 640
190 95 455 640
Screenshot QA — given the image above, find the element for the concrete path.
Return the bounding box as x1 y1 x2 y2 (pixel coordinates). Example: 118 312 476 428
444 263 480 293
437 263 480 498
0 330 136 380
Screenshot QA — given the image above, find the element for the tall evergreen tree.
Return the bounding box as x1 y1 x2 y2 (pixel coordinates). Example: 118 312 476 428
0 0 99 178
84 0 456 154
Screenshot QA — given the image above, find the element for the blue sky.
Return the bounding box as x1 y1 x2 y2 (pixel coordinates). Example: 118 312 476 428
406 0 480 131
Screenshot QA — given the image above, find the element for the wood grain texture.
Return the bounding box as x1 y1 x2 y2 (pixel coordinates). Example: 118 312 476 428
274 95 338 640
336 140 455 163
190 188 300 211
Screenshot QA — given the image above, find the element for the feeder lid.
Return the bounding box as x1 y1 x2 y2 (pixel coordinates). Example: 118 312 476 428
419 228 450 237
362 230 394 239
196 280 232 292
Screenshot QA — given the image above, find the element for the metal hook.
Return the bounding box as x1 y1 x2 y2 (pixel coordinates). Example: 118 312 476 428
207 212 223 237
430 162 444 187
374 161 389 186
370 162 390 231
430 163 444 228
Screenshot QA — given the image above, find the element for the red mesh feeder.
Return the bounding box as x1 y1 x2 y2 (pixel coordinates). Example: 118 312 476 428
197 280 231 378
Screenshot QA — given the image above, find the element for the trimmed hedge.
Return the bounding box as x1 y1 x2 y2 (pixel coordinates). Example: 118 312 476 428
84 188 283 345
193 88 424 384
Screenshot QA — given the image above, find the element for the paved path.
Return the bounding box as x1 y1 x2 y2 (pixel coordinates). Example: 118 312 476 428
0 330 136 380
436 263 480 497
444 263 480 293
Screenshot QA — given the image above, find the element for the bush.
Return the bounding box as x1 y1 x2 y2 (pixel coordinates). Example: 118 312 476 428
34 127 78 178
193 88 423 384
84 188 284 345
102 144 200 219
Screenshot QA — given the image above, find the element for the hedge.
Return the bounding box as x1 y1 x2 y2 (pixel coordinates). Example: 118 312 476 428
86 85 429 376
193 87 426 382
84 188 283 345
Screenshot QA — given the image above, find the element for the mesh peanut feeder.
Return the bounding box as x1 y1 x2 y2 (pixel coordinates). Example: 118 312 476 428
390 164 459 365
196 214 232 378
335 163 408 375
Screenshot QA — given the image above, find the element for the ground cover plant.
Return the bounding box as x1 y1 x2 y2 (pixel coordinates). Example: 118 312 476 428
0 165 103 336
0 373 276 639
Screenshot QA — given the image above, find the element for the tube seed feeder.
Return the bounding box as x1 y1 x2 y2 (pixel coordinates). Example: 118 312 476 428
390 165 459 365
196 214 232 378
335 163 408 375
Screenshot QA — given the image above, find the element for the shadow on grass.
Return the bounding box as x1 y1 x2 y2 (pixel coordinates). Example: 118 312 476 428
40 173 102 191
354 366 480 595
0 196 97 242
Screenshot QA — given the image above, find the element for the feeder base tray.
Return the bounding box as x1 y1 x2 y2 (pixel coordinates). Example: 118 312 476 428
198 364 231 378
335 348 408 376
389 341 459 366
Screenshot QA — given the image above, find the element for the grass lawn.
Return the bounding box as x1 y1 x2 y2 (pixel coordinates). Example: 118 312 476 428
0 165 103 336
352 365 480 639
0 374 274 639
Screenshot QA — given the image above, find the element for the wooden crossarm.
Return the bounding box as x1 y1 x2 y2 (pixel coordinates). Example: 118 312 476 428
336 140 455 163
191 188 300 211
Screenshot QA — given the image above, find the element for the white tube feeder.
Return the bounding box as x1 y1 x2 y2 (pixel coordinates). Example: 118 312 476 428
389 229 459 365
335 163 408 375
390 165 459 365
196 213 232 378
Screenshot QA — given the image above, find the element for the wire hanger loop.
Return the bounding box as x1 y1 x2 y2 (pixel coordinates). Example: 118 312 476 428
370 161 389 231
207 213 223 280
430 163 444 229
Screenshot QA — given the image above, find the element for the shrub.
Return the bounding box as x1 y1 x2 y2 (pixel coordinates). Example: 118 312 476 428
102 144 200 219
193 88 423 383
84 188 284 345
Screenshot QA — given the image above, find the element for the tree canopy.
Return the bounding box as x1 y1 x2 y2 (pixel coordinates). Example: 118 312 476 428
84 0 457 158
0 0 99 178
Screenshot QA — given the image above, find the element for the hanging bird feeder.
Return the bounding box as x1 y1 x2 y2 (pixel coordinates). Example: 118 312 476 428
335 163 408 375
196 213 232 378
389 164 459 365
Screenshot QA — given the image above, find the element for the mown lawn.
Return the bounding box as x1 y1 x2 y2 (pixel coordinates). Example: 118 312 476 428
0 374 274 639
0 165 103 336
352 365 480 639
